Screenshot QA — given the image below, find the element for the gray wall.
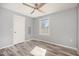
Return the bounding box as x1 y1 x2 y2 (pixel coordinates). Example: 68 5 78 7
33 8 77 49
0 7 13 48
0 7 33 48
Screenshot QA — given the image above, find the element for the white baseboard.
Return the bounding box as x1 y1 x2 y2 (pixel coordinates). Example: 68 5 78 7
0 44 13 49
32 38 78 51
0 39 32 49
25 39 33 42
0 38 78 52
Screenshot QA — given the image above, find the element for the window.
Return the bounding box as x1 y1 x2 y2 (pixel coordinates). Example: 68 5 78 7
39 19 49 35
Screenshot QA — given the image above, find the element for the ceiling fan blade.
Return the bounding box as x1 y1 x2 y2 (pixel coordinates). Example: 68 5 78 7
31 8 35 14
22 3 34 8
37 9 44 13
38 3 45 8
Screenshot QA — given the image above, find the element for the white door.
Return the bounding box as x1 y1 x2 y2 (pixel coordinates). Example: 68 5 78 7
13 15 25 44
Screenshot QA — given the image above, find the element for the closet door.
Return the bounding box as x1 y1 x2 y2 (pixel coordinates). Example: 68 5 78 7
13 15 25 44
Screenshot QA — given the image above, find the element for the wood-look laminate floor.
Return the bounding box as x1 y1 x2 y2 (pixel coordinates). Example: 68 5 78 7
0 40 78 56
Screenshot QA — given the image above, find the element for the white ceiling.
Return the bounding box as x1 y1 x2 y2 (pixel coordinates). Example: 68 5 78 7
0 3 78 18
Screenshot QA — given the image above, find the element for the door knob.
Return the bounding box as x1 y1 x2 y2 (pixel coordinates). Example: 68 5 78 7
14 32 16 33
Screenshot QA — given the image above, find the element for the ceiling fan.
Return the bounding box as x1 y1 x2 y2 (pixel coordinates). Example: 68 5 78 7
22 3 45 14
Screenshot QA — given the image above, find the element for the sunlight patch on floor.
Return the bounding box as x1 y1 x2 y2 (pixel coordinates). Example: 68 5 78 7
30 46 46 56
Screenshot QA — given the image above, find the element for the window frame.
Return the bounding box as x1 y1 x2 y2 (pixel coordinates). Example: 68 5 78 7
39 18 49 35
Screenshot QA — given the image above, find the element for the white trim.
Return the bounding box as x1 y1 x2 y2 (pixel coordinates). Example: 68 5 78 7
0 44 13 49
32 38 78 51
0 38 78 52
25 39 33 42
0 39 32 49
